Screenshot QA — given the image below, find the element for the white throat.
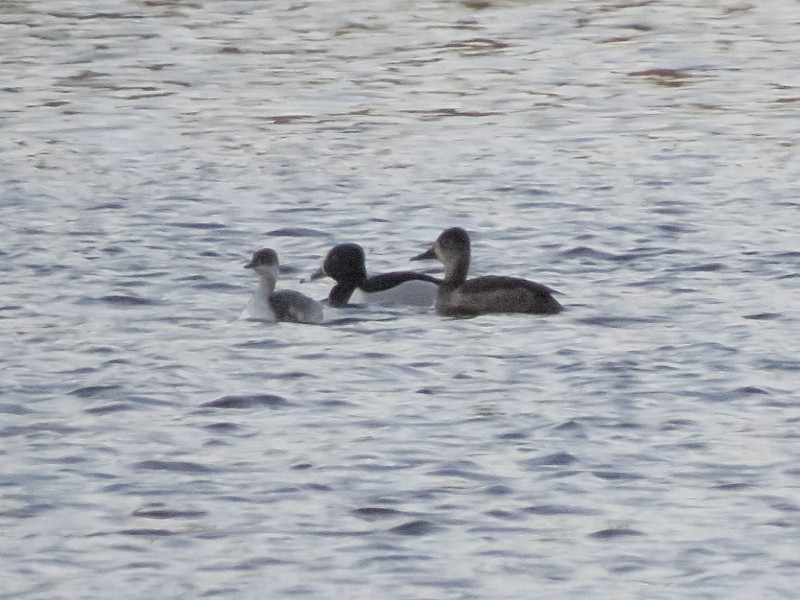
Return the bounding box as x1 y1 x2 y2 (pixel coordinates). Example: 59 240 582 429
241 264 279 321
253 264 279 295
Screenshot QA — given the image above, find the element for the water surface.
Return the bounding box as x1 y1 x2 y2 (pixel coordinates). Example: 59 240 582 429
2 1 799 598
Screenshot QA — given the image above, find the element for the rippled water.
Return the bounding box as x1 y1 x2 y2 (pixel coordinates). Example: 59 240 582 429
2 1 800 597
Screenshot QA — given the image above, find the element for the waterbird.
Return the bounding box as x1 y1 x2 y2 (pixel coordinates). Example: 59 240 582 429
311 243 440 308
411 227 562 316
242 248 324 323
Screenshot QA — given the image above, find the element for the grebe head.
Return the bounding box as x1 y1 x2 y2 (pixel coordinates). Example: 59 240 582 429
245 248 280 281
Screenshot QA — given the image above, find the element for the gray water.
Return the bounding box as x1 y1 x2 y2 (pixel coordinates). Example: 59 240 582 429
2 1 800 598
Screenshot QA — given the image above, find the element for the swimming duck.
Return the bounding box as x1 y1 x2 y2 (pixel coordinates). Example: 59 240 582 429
411 227 562 316
311 243 440 308
242 248 324 323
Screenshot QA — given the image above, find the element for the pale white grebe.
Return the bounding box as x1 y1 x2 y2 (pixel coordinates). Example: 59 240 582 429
242 248 323 324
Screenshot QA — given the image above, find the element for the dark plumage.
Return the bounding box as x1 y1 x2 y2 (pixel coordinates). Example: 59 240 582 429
412 227 562 316
312 243 440 308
